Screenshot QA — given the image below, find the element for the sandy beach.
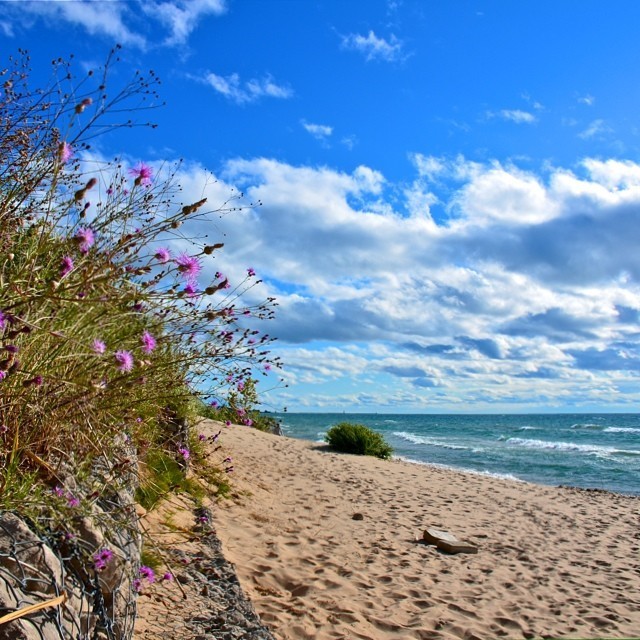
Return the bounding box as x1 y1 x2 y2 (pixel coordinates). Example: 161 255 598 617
207 420 640 640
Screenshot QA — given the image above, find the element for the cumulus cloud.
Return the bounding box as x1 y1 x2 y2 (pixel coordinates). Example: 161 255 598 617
195 71 293 104
340 30 405 62
157 154 640 411
579 119 611 139
144 0 226 45
578 94 595 106
301 121 333 141
2 0 225 49
487 109 537 124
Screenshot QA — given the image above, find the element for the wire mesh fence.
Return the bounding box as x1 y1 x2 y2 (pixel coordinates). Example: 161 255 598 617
0 508 138 640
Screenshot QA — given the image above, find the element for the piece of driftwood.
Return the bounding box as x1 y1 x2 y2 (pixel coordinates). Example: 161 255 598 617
423 528 478 554
0 592 67 626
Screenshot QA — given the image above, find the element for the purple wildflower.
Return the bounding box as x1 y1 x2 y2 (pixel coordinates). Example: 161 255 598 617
114 350 134 372
92 339 106 355
154 247 171 263
225 420 231 427
0 371 5 382
184 281 198 297
75 227 95 254
53 486 65 497
244 418 253 427
93 548 114 572
141 331 156 354
129 162 153 187
209 400 219 408
67 495 80 508
178 446 190 460
133 578 142 592
60 255 74 277
162 572 173 582
264 364 272 371
223 457 232 464
175 253 201 280
237 380 245 392
139 565 155 583
4 344 18 354
0 311 5 330
198 433 206 441
59 142 73 163
247 267 256 277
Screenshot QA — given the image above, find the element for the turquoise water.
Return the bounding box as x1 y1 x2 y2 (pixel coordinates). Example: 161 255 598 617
271 413 640 495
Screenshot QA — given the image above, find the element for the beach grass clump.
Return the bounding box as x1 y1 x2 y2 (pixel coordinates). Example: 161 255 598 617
325 422 393 460
0 49 280 543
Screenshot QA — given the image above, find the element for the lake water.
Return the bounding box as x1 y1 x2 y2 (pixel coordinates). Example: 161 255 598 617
271 413 640 495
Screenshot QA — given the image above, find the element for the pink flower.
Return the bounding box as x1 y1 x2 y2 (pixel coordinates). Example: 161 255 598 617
154 247 171 263
59 142 73 163
129 162 153 187
184 281 198 297
141 331 156 353
0 372 6 382
0 311 5 330
67 495 80 508
114 350 134 372
247 267 256 277
198 433 206 441
60 255 74 277
75 227 95 254
139 565 155 583
175 253 201 280
178 446 190 460
162 572 173 582
92 339 106 354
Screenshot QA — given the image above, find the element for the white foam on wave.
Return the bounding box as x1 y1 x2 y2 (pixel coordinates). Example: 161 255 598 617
393 431 469 450
570 423 602 430
518 426 538 431
506 437 640 457
394 456 525 483
604 427 640 434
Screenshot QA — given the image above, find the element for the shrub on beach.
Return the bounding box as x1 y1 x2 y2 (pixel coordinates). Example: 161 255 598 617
325 422 393 460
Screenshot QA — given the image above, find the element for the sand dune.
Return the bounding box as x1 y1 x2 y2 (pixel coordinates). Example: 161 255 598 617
207 420 640 640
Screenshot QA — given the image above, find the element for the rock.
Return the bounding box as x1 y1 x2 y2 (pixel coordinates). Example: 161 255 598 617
423 527 479 554
352 513 364 521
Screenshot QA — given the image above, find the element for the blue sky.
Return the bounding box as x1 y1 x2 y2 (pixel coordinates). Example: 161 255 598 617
4 0 640 413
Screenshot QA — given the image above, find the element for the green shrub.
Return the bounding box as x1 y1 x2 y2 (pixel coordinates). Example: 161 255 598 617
324 422 393 460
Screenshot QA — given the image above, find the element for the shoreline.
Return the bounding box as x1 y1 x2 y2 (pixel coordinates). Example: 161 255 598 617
208 420 640 640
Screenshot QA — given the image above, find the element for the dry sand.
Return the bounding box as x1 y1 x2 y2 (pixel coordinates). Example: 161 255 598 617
207 420 640 640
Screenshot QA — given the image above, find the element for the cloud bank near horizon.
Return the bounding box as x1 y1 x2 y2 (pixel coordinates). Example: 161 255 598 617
160 153 640 411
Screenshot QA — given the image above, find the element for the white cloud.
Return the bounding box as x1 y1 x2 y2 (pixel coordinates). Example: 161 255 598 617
146 0 226 45
487 109 537 124
3 0 226 49
578 94 595 106
340 30 404 62
151 154 640 410
579 119 611 139
0 21 14 37
301 121 333 141
21 0 146 48
197 72 293 104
